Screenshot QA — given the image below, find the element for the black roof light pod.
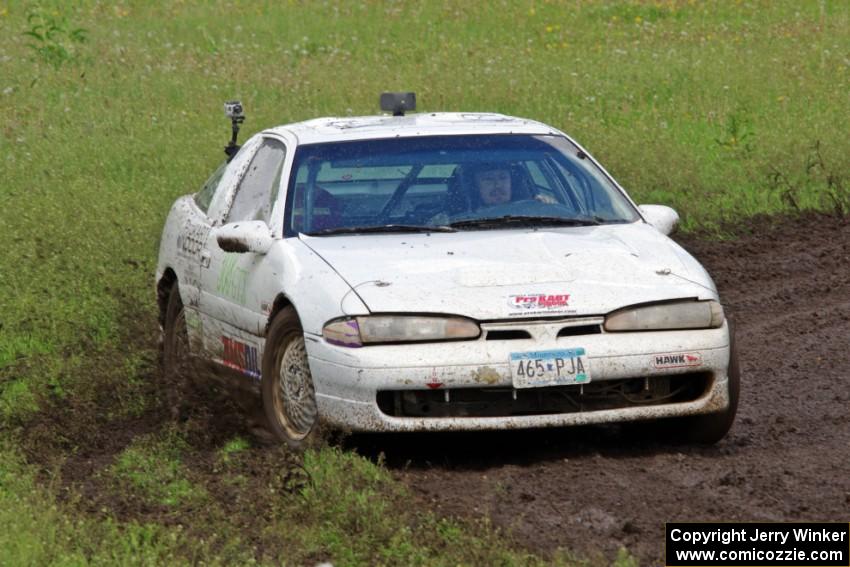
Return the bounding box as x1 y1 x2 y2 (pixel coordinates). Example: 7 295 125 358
380 92 416 116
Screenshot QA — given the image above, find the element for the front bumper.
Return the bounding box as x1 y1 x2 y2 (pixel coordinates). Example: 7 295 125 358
305 317 732 432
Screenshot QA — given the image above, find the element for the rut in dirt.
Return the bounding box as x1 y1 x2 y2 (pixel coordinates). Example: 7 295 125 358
350 213 850 564
17 213 849 565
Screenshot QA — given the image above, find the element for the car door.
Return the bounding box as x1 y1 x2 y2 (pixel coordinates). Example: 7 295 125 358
180 161 226 306
197 137 288 378
165 161 228 354
168 134 260 351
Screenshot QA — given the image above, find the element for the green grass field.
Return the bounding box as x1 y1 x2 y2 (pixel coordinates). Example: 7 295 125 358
1 1 847 564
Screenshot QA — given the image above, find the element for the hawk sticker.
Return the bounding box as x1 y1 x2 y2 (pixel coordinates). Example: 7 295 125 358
652 352 703 369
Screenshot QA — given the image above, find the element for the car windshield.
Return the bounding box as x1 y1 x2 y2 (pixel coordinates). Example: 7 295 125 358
283 134 639 236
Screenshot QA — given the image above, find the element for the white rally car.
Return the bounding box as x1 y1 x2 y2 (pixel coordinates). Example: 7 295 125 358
156 94 739 447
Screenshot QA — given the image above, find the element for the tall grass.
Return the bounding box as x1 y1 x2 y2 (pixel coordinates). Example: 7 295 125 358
1 0 847 369
0 0 847 563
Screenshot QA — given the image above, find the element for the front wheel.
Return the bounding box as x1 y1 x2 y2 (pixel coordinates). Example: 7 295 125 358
261 307 320 449
683 324 741 444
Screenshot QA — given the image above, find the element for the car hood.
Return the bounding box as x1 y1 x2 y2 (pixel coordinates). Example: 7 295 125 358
299 223 717 320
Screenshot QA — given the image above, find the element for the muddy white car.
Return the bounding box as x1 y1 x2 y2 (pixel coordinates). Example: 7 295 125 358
156 94 739 447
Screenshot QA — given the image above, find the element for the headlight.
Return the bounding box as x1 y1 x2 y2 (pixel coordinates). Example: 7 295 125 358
323 315 481 347
604 300 724 332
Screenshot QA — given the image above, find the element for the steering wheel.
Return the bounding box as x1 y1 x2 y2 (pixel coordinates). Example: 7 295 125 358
470 199 575 217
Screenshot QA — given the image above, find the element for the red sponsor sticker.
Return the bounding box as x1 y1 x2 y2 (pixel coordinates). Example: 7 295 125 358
222 336 261 379
508 294 570 310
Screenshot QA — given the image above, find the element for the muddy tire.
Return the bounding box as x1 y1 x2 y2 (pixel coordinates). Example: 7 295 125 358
162 285 195 420
682 323 741 444
261 307 320 449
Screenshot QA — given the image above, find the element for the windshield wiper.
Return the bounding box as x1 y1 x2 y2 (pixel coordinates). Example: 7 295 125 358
449 215 602 229
307 224 456 236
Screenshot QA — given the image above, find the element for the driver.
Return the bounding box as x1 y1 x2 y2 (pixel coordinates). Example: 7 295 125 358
468 162 556 207
429 163 555 225
473 166 513 206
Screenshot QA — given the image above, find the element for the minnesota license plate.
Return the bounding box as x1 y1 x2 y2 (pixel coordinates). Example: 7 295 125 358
510 348 591 389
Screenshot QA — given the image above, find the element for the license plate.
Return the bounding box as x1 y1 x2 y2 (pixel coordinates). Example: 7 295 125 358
510 348 591 389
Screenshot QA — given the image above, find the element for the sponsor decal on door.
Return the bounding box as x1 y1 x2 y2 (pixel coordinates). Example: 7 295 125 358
221 336 260 380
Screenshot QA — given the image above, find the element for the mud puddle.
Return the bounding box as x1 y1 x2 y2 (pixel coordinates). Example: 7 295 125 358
353 213 850 563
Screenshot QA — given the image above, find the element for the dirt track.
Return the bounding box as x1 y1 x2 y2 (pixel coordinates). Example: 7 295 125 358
21 213 850 565
352 213 850 564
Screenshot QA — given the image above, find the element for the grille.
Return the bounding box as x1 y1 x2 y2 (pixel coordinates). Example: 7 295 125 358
480 316 604 342
376 373 711 418
557 324 602 337
485 330 532 340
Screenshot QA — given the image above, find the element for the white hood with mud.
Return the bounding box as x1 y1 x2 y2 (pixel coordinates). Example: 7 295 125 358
300 222 717 321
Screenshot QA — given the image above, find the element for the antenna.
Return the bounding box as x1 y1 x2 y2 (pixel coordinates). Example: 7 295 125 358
223 100 245 161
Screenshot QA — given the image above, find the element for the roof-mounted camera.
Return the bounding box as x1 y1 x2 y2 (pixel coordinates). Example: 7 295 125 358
224 100 245 161
380 92 416 117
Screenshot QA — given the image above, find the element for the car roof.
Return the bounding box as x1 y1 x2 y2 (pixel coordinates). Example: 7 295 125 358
264 112 561 146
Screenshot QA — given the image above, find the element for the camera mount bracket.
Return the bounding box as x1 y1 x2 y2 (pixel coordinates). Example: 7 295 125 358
224 100 245 161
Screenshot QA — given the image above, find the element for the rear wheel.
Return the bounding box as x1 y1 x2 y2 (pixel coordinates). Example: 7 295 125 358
683 323 740 444
261 307 320 449
162 285 195 420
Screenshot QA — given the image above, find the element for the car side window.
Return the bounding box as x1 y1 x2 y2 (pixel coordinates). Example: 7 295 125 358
194 161 227 214
523 160 560 203
226 138 286 224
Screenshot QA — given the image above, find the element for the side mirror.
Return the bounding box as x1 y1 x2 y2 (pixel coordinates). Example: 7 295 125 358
639 205 679 236
215 221 274 254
